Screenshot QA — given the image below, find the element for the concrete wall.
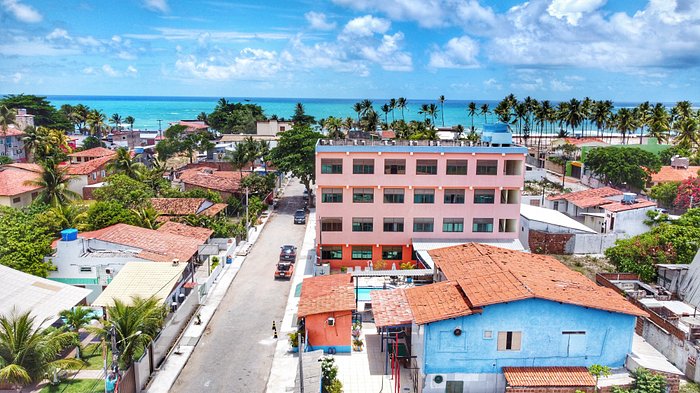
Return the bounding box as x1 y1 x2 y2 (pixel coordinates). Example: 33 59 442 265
305 310 353 353
0 189 39 208
68 176 88 199
608 207 655 237
570 233 620 255
528 230 574 254
422 298 635 375
524 165 546 181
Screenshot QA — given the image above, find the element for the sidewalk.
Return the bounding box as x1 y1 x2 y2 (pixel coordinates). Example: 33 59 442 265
144 179 290 393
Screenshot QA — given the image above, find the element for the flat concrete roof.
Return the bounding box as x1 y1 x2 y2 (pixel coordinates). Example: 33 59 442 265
0 264 91 328
520 204 597 234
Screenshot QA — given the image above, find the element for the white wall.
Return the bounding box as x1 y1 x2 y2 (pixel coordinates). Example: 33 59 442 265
0 190 37 208
68 176 88 198
608 207 655 237
422 373 505 393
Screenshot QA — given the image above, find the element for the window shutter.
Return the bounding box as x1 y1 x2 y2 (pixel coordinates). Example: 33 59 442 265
497 332 507 351
512 332 522 351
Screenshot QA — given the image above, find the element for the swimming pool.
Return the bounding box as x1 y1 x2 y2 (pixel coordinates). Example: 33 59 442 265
356 287 389 302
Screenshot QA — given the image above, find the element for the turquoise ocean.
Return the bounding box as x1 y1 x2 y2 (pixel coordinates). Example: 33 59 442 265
46 95 650 133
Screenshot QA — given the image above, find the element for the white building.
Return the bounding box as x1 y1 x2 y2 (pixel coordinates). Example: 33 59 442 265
256 120 292 136
519 203 597 252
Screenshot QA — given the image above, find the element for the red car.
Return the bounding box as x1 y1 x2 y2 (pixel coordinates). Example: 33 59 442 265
275 261 294 279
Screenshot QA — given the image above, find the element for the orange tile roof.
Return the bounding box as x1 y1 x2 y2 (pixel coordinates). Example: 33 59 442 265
175 121 209 130
428 243 646 317
5 163 42 172
75 223 204 262
298 274 355 317
157 221 213 242
370 289 414 328
404 281 477 325
651 166 700 183
201 203 228 216
602 199 656 213
1 126 25 137
178 168 246 193
547 186 622 208
65 154 114 175
151 198 207 215
503 367 596 387
68 147 116 158
0 164 43 196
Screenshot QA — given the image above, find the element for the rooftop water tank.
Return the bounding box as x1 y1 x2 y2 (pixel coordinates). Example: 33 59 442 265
60 228 78 241
622 193 637 204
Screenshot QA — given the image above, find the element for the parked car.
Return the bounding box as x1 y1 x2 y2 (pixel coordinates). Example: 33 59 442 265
294 209 306 224
280 245 297 262
274 261 294 279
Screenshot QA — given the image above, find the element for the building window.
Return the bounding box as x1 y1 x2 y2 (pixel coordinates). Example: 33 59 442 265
473 218 494 233
351 246 372 260
31 192 38 200
321 218 342 232
504 160 522 175
383 188 404 203
384 159 406 174
353 159 374 174
383 218 404 232
101 170 106 177
446 159 468 175
483 330 493 339
553 201 560 210
321 246 343 260
353 188 374 203
92 172 97 180
444 189 465 204
413 218 434 232
443 218 464 232
321 159 343 174
414 189 435 204
497 331 522 351
474 189 495 204
12 197 20 204
476 160 498 175
500 189 519 204
499 219 517 233
416 159 438 175
79 266 92 273
321 188 343 203
382 246 403 260
352 217 373 232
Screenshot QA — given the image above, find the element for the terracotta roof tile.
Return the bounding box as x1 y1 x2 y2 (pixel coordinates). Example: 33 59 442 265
503 367 596 387
547 187 622 208
178 168 246 193
201 203 228 216
151 198 207 215
5 163 42 172
68 147 116 158
404 281 476 325
428 243 646 317
650 166 700 183
298 274 355 317
370 289 414 328
602 199 656 212
157 221 213 242
1 126 25 137
0 164 43 196
65 155 114 175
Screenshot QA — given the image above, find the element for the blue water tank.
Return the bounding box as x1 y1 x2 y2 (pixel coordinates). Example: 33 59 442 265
60 228 78 241
134 147 144 154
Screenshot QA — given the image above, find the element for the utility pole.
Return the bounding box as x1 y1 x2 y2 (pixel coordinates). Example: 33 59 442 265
157 119 162 137
298 328 304 393
245 187 250 240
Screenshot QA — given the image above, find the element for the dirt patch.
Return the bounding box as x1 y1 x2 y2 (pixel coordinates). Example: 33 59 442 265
553 254 616 280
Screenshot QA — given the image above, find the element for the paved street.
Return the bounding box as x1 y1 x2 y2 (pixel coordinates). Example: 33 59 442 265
172 179 308 393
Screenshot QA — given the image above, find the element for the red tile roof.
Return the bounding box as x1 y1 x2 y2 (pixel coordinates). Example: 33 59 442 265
151 198 207 215
175 121 209 130
651 166 700 183
602 199 656 212
157 221 213 242
370 289 414 328
503 367 596 387
65 154 114 175
0 164 43 196
201 203 228 216
1 126 25 137
298 274 355 317
547 186 622 208
68 147 116 158
6 163 42 172
70 223 204 262
178 168 245 193
427 243 646 317
563 137 608 146
404 281 477 325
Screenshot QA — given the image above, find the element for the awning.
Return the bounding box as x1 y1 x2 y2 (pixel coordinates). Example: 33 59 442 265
92 262 186 307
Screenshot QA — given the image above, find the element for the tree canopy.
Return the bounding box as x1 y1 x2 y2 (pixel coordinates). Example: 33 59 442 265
0 206 54 277
206 99 266 134
0 94 71 132
584 147 661 189
269 124 323 199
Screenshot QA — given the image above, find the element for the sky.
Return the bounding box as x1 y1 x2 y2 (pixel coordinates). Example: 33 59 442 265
0 0 698 102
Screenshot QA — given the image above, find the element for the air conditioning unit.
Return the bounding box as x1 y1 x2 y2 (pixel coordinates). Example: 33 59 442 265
327 317 335 326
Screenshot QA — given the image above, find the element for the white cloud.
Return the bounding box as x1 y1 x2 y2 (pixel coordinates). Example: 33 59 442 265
102 64 119 77
117 51 136 60
342 15 390 37
550 79 573 91
305 11 336 31
1 0 42 23
483 78 502 90
174 47 283 81
82 67 96 75
127 65 138 75
547 0 606 26
428 35 479 69
124 27 289 42
46 28 70 41
359 32 412 71
144 0 168 13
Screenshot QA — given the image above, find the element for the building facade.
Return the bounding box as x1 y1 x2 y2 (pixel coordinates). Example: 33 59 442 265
315 140 527 269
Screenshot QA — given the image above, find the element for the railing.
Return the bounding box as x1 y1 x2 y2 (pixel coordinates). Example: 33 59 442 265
317 139 521 147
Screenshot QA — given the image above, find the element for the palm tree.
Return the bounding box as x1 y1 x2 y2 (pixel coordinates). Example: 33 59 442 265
228 145 249 177
197 112 207 122
72 104 89 133
467 102 477 131
439 95 445 126
86 110 106 136
325 116 344 139
494 99 512 124
397 97 407 121
362 109 380 132
110 113 122 132
675 118 698 150
25 159 79 206
124 116 135 130
480 103 490 124
581 97 593 137
59 306 95 359
21 126 44 162
0 309 81 387
108 147 144 179
389 98 397 123
418 104 430 122
634 101 651 144
648 103 670 143
513 102 528 142
352 102 362 124
562 98 584 136
131 206 161 229
47 203 89 232
381 103 391 126
0 105 16 157
90 297 166 367
615 107 637 144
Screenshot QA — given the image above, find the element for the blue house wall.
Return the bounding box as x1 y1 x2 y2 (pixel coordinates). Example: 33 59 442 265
423 298 635 375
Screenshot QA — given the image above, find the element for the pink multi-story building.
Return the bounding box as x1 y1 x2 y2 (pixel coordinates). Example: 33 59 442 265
315 137 527 269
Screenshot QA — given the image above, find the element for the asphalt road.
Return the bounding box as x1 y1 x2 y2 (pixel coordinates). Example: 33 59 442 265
171 179 307 393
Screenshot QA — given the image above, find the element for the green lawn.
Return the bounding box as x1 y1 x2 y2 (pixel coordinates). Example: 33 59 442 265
39 379 105 393
80 343 110 370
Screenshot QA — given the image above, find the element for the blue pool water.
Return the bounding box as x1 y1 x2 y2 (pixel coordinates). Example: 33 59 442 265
356 287 387 302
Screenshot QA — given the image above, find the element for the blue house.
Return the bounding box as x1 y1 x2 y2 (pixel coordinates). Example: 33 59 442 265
391 243 645 393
